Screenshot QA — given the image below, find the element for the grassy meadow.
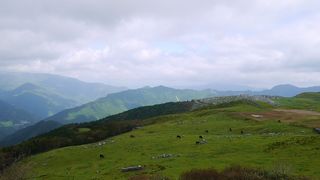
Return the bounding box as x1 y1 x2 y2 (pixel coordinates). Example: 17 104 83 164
16 102 320 179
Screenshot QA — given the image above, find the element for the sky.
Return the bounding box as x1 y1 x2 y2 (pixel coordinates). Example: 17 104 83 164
1 0 320 89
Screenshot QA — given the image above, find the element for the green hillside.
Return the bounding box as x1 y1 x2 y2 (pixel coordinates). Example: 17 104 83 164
275 92 320 112
2 95 320 179
295 92 320 100
46 86 215 124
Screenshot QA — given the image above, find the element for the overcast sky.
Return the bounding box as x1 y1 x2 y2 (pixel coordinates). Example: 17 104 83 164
1 0 320 89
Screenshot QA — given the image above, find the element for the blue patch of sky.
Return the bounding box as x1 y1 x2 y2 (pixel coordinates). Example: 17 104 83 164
275 9 316 27
89 40 107 50
154 41 212 55
154 41 186 54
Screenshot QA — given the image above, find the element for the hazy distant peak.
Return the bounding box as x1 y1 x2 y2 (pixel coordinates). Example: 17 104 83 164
271 84 299 90
153 85 174 90
12 83 42 94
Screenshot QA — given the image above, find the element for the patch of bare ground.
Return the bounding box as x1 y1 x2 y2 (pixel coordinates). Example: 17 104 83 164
273 109 320 116
235 109 320 128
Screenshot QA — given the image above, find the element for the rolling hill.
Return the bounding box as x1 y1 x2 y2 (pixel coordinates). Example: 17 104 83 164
0 86 216 146
1 94 320 179
45 86 216 124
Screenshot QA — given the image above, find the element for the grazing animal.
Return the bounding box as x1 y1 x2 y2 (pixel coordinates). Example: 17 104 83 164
241 130 244 134
205 130 209 133
229 128 232 132
130 135 135 138
177 135 181 139
199 135 203 139
99 154 105 159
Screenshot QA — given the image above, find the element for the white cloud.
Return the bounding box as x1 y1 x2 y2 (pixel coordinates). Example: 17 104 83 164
1 0 320 89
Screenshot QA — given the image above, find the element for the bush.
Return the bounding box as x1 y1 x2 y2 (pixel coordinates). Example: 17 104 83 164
180 168 222 180
179 165 310 180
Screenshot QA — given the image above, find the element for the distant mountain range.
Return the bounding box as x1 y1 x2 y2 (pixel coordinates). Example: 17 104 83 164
0 72 126 119
0 73 320 147
0 83 77 119
0 72 126 104
256 84 320 97
45 86 216 124
212 84 320 97
0 100 37 140
13 84 318 145
0 72 126 141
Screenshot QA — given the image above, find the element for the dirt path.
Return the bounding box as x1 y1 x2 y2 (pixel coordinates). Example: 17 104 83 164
274 109 320 116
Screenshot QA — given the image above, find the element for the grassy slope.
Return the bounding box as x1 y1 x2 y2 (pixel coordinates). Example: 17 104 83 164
275 92 320 112
19 102 320 179
46 86 214 124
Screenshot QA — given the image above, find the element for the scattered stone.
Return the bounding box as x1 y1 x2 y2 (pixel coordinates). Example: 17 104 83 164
121 165 143 172
159 154 172 158
192 95 278 110
251 114 263 118
152 153 176 159
196 139 207 145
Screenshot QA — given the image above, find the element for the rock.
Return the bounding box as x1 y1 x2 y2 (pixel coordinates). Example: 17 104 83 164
251 114 263 118
153 153 174 159
121 165 143 172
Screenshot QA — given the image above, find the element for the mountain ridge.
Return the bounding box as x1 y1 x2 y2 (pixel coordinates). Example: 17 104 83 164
44 86 216 124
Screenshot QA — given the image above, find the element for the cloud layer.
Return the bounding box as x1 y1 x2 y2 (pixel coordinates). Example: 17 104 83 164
1 0 320 89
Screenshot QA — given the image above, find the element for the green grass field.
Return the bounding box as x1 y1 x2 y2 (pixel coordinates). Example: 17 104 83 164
18 103 320 179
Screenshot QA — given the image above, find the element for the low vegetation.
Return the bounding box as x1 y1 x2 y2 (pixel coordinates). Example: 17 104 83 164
1 93 320 179
0 101 193 172
180 165 309 180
